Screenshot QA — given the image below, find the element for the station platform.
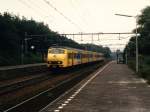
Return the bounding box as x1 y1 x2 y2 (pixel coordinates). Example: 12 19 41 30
40 61 150 112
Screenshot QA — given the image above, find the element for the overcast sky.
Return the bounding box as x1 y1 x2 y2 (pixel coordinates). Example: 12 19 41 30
0 0 149 51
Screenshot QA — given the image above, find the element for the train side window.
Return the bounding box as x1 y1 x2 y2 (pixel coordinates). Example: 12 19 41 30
68 53 72 59
74 53 77 59
77 53 81 59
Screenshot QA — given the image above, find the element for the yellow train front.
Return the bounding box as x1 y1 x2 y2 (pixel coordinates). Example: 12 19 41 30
47 47 104 68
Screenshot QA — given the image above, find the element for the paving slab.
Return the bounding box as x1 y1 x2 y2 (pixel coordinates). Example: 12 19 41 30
40 61 150 112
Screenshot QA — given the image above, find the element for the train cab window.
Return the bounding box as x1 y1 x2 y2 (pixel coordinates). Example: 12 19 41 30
49 48 65 54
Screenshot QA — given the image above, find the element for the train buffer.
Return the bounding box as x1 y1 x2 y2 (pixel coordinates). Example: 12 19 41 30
40 61 150 112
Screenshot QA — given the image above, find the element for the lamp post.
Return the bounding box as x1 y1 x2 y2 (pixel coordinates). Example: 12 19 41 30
115 14 138 73
21 40 24 65
21 32 33 64
125 48 128 64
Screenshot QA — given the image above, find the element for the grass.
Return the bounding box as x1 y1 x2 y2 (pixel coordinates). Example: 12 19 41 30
23 53 44 64
128 55 150 83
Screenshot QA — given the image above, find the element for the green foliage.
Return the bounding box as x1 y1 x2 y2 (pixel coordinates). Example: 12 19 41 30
138 56 150 82
124 6 150 74
124 6 150 82
127 55 150 82
0 12 111 66
127 57 136 70
23 53 43 64
125 6 150 56
0 13 21 66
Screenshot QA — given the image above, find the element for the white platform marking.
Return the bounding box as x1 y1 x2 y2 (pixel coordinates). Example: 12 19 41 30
52 61 112 112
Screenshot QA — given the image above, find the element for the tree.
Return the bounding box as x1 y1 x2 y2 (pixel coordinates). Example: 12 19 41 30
0 12 111 66
124 6 150 56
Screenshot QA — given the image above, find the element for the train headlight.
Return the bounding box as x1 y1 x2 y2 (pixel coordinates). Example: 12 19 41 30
58 61 62 64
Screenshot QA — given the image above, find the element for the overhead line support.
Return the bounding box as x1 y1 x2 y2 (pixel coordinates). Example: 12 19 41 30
27 32 135 37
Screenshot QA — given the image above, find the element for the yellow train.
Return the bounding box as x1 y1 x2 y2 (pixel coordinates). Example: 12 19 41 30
47 46 104 68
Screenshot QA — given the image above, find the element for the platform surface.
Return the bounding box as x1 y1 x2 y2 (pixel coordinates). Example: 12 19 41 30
40 61 150 112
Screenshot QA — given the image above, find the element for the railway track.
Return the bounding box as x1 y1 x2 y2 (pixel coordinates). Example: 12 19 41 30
0 64 47 81
0 71 52 95
1 61 106 112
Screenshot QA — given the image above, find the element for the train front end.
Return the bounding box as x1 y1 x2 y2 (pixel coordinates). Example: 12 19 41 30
47 48 67 68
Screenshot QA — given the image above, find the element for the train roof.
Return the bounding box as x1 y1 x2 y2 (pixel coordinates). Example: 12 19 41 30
48 46 103 55
49 46 85 51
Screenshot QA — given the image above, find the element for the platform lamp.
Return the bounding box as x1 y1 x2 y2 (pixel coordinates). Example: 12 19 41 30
115 14 138 73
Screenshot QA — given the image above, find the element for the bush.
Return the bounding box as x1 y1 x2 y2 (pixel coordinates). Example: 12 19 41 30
145 56 150 65
23 53 43 64
140 65 150 77
127 58 136 70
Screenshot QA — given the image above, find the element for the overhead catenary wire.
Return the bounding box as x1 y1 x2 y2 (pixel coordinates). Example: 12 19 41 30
17 0 48 18
27 0 54 19
26 32 134 37
69 0 89 31
17 0 59 32
25 32 131 51
17 0 56 27
103 44 126 46
43 0 84 32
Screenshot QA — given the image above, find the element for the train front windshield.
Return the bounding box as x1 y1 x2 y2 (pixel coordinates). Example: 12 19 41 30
49 48 65 54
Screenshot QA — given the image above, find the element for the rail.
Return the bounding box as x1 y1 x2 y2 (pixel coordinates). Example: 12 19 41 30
0 63 46 71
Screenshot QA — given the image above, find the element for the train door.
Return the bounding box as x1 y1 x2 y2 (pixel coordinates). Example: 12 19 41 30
71 52 74 66
68 52 73 66
81 53 83 64
77 52 81 64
